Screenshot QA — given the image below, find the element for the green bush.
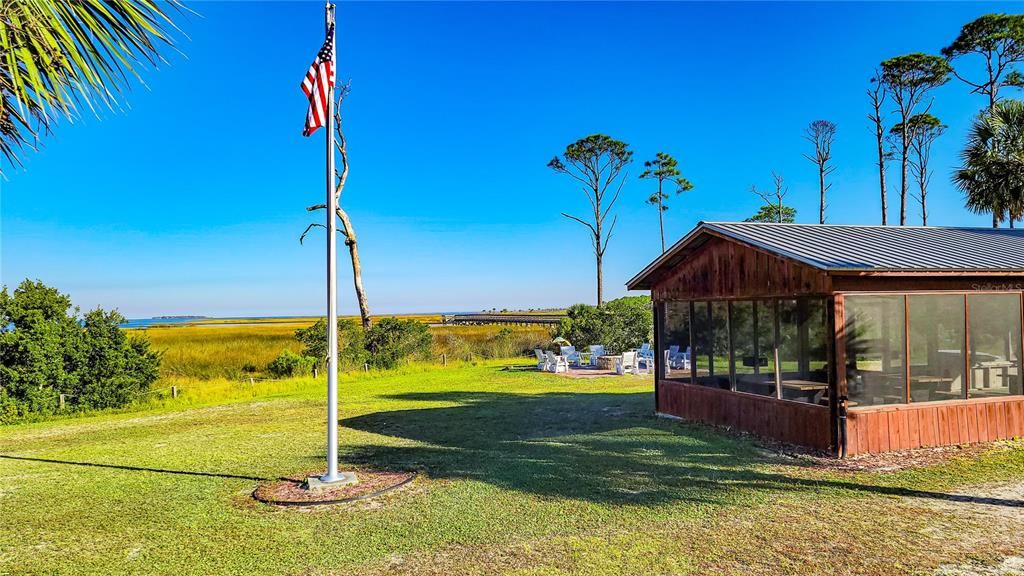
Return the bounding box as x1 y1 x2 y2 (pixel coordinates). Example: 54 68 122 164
295 318 368 370
0 280 161 422
266 350 315 378
365 317 432 369
554 296 653 353
294 316 431 370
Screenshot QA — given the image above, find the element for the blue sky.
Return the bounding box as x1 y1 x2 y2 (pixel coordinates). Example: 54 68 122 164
1 1 1019 317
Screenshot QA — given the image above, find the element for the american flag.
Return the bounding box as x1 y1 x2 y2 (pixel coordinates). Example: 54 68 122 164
301 24 334 137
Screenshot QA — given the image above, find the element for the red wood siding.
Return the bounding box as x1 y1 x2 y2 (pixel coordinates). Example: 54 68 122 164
657 380 832 451
846 397 1024 456
652 235 832 301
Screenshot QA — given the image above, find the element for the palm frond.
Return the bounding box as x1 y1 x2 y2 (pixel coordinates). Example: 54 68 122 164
0 0 185 169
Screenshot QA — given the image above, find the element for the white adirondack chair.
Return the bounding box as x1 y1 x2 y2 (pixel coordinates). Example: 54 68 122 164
546 351 568 373
637 352 653 374
616 351 639 375
588 344 605 367
534 349 547 370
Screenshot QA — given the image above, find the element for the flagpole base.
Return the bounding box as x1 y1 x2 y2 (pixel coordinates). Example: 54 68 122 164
304 471 358 491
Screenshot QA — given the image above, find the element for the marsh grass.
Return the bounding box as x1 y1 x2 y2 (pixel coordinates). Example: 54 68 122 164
431 324 553 360
136 324 308 380
135 322 552 383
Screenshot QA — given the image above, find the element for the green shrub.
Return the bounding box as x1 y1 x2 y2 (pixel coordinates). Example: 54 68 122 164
295 318 368 370
0 280 161 420
554 296 653 353
294 317 429 370
365 317 432 369
266 350 315 378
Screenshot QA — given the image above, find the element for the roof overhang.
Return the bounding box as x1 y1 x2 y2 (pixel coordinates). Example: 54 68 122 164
626 221 1024 292
626 223 719 291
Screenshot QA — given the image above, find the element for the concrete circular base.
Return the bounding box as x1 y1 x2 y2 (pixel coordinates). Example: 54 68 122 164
303 471 358 491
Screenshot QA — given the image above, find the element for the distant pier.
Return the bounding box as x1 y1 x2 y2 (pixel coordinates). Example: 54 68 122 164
441 313 565 326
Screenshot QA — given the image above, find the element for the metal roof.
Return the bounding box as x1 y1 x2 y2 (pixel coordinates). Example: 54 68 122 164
627 222 1024 290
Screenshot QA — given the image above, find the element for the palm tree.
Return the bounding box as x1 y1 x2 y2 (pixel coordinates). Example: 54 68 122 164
953 99 1024 228
1 0 182 168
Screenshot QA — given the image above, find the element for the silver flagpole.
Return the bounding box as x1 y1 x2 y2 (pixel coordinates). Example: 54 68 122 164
322 0 340 483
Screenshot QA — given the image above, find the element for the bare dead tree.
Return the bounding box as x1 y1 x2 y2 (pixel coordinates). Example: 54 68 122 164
746 172 795 223
868 71 890 225
803 120 837 224
301 84 372 330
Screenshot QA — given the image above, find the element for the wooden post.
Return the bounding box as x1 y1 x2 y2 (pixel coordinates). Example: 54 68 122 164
829 295 842 456
774 300 783 400
442 353 447 367
171 385 178 399
652 300 663 413
363 362 369 372
313 367 319 379
249 377 255 385
59 394 65 410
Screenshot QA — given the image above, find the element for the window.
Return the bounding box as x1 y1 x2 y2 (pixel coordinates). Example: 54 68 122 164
845 295 906 406
757 300 778 392
692 302 713 387
968 294 1022 398
709 302 731 389
692 301 730 389
733 301 774 396
662 301 691 382
908 295 965 402
778 298 830 403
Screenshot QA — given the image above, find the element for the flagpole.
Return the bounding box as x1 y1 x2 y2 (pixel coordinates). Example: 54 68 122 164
322 0 340 484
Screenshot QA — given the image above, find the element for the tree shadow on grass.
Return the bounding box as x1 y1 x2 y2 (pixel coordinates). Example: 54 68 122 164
340 391 1024 508
0 454 290 482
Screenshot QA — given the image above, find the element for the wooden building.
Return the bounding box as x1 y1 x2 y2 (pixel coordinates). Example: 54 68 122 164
627 222 1024 456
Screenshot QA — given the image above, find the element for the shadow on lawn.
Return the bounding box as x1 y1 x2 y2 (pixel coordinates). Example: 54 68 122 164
340 390 1024 508
0 454 289 483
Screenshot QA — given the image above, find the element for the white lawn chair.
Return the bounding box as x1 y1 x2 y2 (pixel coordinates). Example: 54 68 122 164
560 345 580 366
546 351 568 373
588 344 605 367
638 343 655 360
616 351 639 375
534 349 547 371
637 353 653 374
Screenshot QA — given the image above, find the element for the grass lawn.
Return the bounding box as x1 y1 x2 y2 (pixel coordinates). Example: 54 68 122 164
3 363 1024 575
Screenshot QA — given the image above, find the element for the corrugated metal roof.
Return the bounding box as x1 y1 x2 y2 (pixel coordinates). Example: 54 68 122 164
627 222 1024 290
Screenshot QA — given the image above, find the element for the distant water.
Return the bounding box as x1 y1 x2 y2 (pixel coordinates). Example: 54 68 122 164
120 313 476 329
120 317 210 329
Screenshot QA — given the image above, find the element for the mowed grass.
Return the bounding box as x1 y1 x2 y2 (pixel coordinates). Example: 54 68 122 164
4 363 1024 575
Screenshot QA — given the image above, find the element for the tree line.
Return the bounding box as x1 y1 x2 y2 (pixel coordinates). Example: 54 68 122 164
548 13 1024 307
757 14 1024 227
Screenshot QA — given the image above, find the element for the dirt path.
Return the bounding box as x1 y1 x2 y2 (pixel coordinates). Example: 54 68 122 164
913 481 1024 576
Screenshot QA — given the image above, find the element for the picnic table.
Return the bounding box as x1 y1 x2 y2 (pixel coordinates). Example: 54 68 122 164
780 379 828 392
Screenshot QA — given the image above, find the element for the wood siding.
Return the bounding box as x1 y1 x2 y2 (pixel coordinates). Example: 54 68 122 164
652 235 832 301
846 397 1024 456
657 380 832 450
832 275 1024 293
